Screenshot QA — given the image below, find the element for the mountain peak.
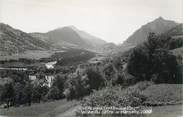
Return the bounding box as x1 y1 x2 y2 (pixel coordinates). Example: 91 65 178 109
156 16 164 21
124 17 178 46
153 17 167 24
67 25 77 30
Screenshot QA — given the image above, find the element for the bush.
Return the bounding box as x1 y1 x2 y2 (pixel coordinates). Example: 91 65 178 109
1 83 15 107
32 85 49 103
86 69 105 90
46 86 60 100
81 84 148 108
64 69 105 100
168 38 183 50
64 75 89 100
48 74 66 99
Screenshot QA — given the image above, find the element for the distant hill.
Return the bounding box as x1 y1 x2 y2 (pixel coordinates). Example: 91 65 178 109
31 26 106 51
99 43 118 54
113 17 182 63
0 23 105 60
42 48 96 66
0 23 51 56
122 17 179 47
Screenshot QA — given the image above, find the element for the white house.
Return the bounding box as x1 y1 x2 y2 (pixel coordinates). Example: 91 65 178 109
45 61 57 69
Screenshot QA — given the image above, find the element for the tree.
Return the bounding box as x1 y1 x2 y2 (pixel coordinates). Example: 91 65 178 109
64 69 105 100
127 33 178 83
103 64 118 85
151 49 177 83
86 69 105 90
168 38 183 49
64 74 89 100
46 86 60 100
127 45 150 80
14 82 24 106
32 84 48 103
47 74 66 100
23 82 33 106
51 74 66 98
1 83 15 108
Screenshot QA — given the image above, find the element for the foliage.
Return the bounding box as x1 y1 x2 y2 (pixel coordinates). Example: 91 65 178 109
32 84 49 103
64 74 90 100
46 74 66 100
64 69 105 100
1 83 15 107
23 82 33 105
46 86 60 100
127 32 178 83
168 38 183 50
81 83 148 108
86 69 105 90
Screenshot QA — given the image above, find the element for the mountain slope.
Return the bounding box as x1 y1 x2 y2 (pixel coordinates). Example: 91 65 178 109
0 23 51 56
31 26 107 51
166 24 183 38
124 17 179 46
69 26 106 49
46 27 89 48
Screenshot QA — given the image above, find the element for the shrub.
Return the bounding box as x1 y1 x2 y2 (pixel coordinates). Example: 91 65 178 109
49 74 66 99
81 84 148 108
32 85 49 103
64 75 90 100
64 69 105 100
1 83 15 107
86 69 105 90
46 86 60 100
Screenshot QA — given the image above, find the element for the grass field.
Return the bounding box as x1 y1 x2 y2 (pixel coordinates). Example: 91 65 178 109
142 84 183 106
148 104 183 117
0 50 55 60
0 99 78 117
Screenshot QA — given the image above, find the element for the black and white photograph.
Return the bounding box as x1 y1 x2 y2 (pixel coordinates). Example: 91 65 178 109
0 0 182 117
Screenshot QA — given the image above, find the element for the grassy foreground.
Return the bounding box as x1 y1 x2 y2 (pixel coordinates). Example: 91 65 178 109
0 99 77 117
0 84 182 117
143 84 183 105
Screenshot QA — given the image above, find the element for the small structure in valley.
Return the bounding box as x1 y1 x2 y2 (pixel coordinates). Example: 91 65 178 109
45 61 57 69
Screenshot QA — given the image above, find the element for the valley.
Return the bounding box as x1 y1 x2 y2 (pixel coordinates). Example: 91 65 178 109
0 17 182 117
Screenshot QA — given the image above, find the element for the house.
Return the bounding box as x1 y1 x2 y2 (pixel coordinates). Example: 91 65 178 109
29 75 55 87
45 61 57 69
45 75 54 87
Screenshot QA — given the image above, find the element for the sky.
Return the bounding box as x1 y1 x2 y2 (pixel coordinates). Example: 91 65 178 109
0 0 182 44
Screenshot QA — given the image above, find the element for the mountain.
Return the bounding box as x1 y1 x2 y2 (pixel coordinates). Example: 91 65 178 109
123 17 179 46
69 26 106 49
31 26 107 51
0 23 51 56
99 43 118 54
